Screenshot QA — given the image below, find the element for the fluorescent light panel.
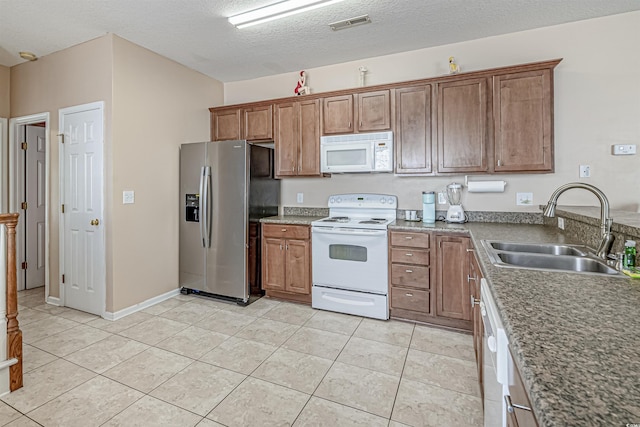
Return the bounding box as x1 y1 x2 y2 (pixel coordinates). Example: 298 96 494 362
229 0 345 29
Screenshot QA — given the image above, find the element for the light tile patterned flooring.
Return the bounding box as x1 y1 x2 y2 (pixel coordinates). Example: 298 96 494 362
1 287 482 426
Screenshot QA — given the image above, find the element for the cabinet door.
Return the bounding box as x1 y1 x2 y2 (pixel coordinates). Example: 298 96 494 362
212 108 241 141
436 235 471 321
357 90 391 132
285 239 311 294
494 69 553 172
243 105 273 141
298 99 321 176
437 78 489 173
322 95 354 134
395 85 433 173
262 237 286 292
470 252 483 397
274 102 298 177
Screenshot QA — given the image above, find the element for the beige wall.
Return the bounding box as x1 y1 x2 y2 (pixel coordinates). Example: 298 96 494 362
225 11 640 213
10 34 223 312
10 35 114 299
110 36 223 311
0 65 9 117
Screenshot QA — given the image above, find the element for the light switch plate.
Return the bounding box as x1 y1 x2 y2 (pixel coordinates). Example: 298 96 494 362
296 193 303 203
437 192 447 204
123 190 135 204
516 192 533 206
611 144 637 155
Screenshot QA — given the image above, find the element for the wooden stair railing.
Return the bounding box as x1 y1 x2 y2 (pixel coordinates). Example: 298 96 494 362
1 213 22 391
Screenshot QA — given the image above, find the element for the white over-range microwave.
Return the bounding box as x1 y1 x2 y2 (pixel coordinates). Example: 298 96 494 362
320 131 393 173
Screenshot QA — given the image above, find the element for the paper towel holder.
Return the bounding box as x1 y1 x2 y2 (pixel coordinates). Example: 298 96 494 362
464 175 507 193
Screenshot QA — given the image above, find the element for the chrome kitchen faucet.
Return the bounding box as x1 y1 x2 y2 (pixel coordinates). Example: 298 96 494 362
543 183 614 259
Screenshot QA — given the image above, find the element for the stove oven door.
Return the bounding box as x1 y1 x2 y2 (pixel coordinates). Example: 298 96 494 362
311 227 388 294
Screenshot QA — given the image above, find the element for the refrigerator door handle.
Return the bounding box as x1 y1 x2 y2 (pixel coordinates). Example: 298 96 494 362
204 166 212 248
199 166 212 248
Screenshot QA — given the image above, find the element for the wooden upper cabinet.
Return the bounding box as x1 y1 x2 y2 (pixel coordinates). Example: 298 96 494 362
274 102 297 177
357 90 391 132
322 94 354 134
437 78 489 173
494 69 553 172
298 99 321 176
211 108 241 141
274 99 321 177
322 91 391 135
243 105 273 141
395 85 433 174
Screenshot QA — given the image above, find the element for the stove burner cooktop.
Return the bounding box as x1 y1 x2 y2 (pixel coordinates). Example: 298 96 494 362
321 216 350 223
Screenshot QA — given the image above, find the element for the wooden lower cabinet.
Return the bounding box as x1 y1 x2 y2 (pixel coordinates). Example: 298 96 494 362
470 249 483 399
389 230 473 331
261 223 311 303
507 348 539 427
389 231 432 321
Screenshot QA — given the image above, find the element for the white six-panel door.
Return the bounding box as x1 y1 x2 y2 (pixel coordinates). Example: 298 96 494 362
59 102 105 315
25 125 46 289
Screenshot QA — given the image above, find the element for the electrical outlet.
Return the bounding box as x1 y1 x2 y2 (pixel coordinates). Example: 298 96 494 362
123 190 134 204
437 192 447 204
296 193 303 203
611 144 637 155
579 165 591 178
516 192 533 206
557 217 565 230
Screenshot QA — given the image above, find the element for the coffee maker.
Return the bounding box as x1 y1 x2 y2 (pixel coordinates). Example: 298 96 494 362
445 182 466 223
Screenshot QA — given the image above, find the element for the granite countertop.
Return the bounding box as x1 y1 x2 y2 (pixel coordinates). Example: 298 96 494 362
464 223 639 427
265 214 640 425
259 215 323 225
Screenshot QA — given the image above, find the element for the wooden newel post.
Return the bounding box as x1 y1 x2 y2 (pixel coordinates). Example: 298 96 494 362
1 213 22 391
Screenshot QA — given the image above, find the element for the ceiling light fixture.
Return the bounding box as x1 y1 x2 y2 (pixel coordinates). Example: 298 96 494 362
19 51 38 61
329 14 371 31
229 0 345 29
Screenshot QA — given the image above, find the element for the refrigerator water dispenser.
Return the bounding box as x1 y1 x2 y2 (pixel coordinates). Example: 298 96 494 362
185 194 199 222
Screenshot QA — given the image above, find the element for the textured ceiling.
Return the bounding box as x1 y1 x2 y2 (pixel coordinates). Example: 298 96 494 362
1 0 639 82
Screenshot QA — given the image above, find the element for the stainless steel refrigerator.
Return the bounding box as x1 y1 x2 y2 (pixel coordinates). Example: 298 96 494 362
179 140 280 304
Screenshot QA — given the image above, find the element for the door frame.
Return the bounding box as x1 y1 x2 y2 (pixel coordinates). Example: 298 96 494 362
58 101 106 315
8 113 50 295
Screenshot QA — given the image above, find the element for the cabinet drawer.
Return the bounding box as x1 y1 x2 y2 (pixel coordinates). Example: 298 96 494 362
391 264 430 289
390 248 429 265
391 287 430 313
262 223 309 239
390 231 430 248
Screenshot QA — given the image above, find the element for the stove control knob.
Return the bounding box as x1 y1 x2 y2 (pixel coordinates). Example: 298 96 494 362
329 197 334 204
336 197 342 203
380 197 386 204
388 198 395 205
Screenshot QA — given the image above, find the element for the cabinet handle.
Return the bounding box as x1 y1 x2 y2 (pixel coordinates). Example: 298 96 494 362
279 244 283 250
466 248 475 252
286 244 289 250
405 293 413 297
405 269 413 273
281 228 287 232
405 236 413 240
498 159 503 167
348 121 351 128
360 121 363 127
467 275 477 282
504 395 531 413
405 253 413 256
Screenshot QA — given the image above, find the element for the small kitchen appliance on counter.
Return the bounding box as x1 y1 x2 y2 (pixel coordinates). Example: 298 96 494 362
311 193 397 319
445 182 466 223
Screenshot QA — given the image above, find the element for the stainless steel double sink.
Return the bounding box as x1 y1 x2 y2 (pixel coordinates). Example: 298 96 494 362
482 240 623 276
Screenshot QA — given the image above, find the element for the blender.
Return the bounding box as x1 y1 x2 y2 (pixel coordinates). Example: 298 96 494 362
445 182 466 223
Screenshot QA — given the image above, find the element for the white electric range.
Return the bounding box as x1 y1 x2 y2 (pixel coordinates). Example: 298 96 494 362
311 193 397 320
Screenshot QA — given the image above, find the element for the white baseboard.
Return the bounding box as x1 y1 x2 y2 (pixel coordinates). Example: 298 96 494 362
103 288 181 321
46 296 61 306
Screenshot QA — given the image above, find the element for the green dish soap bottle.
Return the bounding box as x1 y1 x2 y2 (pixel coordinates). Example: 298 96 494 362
624 240 636 269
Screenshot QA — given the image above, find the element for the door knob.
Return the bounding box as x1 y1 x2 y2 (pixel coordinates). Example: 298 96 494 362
90 219 100 226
